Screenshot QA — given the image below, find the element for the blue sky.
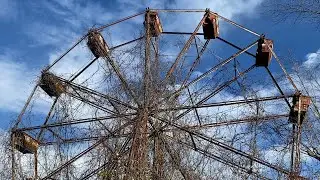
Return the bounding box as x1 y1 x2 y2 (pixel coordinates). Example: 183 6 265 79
0 0 319 128
0 0 319 178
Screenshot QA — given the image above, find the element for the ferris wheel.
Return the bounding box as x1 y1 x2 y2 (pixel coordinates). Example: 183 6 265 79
10 8 311 180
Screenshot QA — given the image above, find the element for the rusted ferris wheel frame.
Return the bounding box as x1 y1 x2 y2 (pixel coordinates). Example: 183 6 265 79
11 8 309 180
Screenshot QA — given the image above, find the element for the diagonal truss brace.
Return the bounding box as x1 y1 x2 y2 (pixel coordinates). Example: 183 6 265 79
157 94 294 112
165 135 271 180
165 11 209 81
41 120 134 180
155 116 292 176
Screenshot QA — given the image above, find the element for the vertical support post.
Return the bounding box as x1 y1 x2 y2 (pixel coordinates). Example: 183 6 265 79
127 112 149 179
290 95 302 179
147 23 165 179
127 9 151 180
144 9 151 107
153 133 164 179
11 133 15 180
34 150 38 179
153 37 160 96
290 124 296 177
294 96 302 175
151 31 165 179
234 58 237 78
249 101 259 175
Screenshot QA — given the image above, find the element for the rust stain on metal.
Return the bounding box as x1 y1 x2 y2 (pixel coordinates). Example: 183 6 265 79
145 11 163 37
87 29 110 58
12 131 39 154
39 72 66 97
203 12 219 39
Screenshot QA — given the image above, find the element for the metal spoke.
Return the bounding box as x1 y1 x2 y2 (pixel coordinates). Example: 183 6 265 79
157 94 293 112
164 40 258 102
155 115 291 175
41 120 134 179
165 11 208 81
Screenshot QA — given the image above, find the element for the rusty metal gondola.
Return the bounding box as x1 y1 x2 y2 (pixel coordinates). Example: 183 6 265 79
256 36 273 67
39 72 66 97
87 29 110 58
145 10 163 37
289 92 311 124
202 12 219 39
12 131 39 154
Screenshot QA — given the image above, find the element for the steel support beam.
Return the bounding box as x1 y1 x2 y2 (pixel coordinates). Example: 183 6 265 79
165 11 208 81
176 114 289 130
13 85 39 128
57 76 136 110
164 40 258 102
157 94 294 112
103 54 140 106
181 39 210 87
69 57 99 82
97 11 145 31
17 113 135 132
37 98 59 140
161 32 256 58
265 67 292 108
46 35 88 70
176 65 256 121
150 9 206 13
154 64 256 134
267 46 299 92
214 12 260 37
165 135 271 180
41 133 132 146
41 120 134 179
155 115 292 175
79 137 132 180
110 36 144 51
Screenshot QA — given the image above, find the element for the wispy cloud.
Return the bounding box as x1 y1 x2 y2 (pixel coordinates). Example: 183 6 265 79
302 49 320 69
0 1 265 115
0 53 36 112
0 52 52 114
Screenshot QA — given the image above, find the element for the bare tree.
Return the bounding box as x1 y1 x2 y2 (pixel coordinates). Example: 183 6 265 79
266 0 320 25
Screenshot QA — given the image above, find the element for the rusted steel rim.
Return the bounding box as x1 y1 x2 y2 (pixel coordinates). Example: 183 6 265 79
96 11 145 31
215 12 261 37
150 9 206 12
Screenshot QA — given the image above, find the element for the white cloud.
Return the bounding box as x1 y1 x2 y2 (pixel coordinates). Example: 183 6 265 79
0 53 36 112
113 0 263 34
25 23 77 47
0 52 53 114
302 49 320 69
